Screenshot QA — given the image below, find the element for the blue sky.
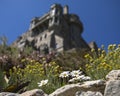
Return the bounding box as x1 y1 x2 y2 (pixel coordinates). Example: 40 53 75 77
0 0 120 48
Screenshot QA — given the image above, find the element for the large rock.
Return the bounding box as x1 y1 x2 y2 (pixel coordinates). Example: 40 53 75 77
106 70 120 81
75 91 103 96
0 92 19 96
49 80 105 96
2 70 120 96
80 80 105 93
104 80 120 96
20 89 48 96
0 89 47 96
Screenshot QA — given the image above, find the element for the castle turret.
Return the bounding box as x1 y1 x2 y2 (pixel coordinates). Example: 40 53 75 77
49 4 63 29
63 5 69 14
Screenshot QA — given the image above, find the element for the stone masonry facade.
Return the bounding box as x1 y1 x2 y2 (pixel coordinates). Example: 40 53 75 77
13 4 91 53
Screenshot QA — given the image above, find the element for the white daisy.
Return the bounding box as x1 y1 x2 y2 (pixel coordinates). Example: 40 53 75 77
59 71 70 78
38 79 48 87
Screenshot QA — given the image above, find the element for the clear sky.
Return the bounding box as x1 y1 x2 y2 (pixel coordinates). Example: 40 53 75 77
0 0 120 48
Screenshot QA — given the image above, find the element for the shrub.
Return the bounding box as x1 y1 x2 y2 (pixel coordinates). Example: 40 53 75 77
0 70 8 90
84 44 120 80
9 58 62 94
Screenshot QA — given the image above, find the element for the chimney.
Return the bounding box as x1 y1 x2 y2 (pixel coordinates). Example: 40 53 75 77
63 5 69 14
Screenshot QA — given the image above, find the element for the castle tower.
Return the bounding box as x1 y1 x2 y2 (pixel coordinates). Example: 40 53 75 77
13 4 90 53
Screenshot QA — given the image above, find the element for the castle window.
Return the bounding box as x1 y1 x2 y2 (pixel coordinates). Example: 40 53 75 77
40 27 43 32
44 34 47 38
55 9 58 14
31 28 39 37
40 37 42 41
31 39 36 46
55 17 58 23
19 41 25 44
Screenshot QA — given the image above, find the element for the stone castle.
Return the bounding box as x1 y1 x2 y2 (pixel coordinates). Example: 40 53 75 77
13 4 96 53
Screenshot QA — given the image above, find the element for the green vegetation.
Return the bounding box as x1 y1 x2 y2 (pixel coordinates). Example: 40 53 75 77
84 44 120 80
9 59 62 94
0 36 119 94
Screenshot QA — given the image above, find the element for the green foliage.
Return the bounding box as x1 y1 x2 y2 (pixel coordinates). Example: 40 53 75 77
55 48 89 71
9 58 62 94
0 36 120 94
84 44 120 80
0 36 8 54
23 45 34 56
0 70 8 89
0 35 7 46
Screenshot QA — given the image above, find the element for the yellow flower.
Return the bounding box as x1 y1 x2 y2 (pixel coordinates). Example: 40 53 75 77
98 48 101 52
91 48 95 52
84 54 89 58
108 44 113 50
42 58 46 61
113 44 116 49
30 60 35 63
29 70 32 73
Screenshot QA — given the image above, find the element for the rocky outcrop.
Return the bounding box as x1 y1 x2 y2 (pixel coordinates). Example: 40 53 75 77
104 80 120 96
1 70 120 96
0 92 20 96
104 70 120 96
0 89 47 96
20 89 48 96
75 91 103 96
106 70 120 81
49 70 120 96
49 80 105 96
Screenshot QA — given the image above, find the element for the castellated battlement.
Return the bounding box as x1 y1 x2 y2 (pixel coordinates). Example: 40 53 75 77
13 4 91 54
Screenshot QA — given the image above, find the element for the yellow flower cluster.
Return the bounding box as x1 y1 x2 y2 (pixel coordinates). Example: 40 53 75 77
84 44 120 80
9 58 62 91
